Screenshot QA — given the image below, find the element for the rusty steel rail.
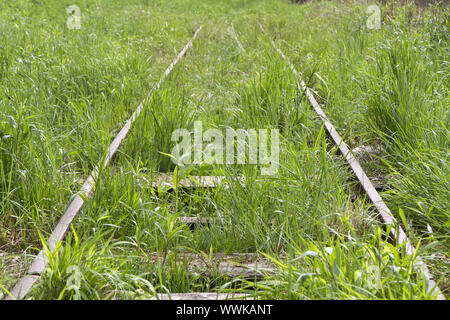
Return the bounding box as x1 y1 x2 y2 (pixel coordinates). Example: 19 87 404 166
259 24 444 300
5 27 202 300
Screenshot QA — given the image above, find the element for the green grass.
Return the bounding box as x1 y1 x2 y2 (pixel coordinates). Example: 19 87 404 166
0 0 448 299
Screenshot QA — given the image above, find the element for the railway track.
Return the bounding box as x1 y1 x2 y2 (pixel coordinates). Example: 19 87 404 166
4 24 444 300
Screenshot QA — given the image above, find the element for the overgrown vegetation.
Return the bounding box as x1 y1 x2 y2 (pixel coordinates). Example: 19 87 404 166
0 0 448 299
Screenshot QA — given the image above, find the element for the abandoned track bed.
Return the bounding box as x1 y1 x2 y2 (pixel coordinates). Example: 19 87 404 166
4 24 445 300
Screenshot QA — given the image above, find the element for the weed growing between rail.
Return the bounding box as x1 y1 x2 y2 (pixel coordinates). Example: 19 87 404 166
0 0 447 299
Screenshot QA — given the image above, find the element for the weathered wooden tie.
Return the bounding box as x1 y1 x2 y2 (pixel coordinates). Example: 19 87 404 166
148 252 275 280
151 293 253 300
